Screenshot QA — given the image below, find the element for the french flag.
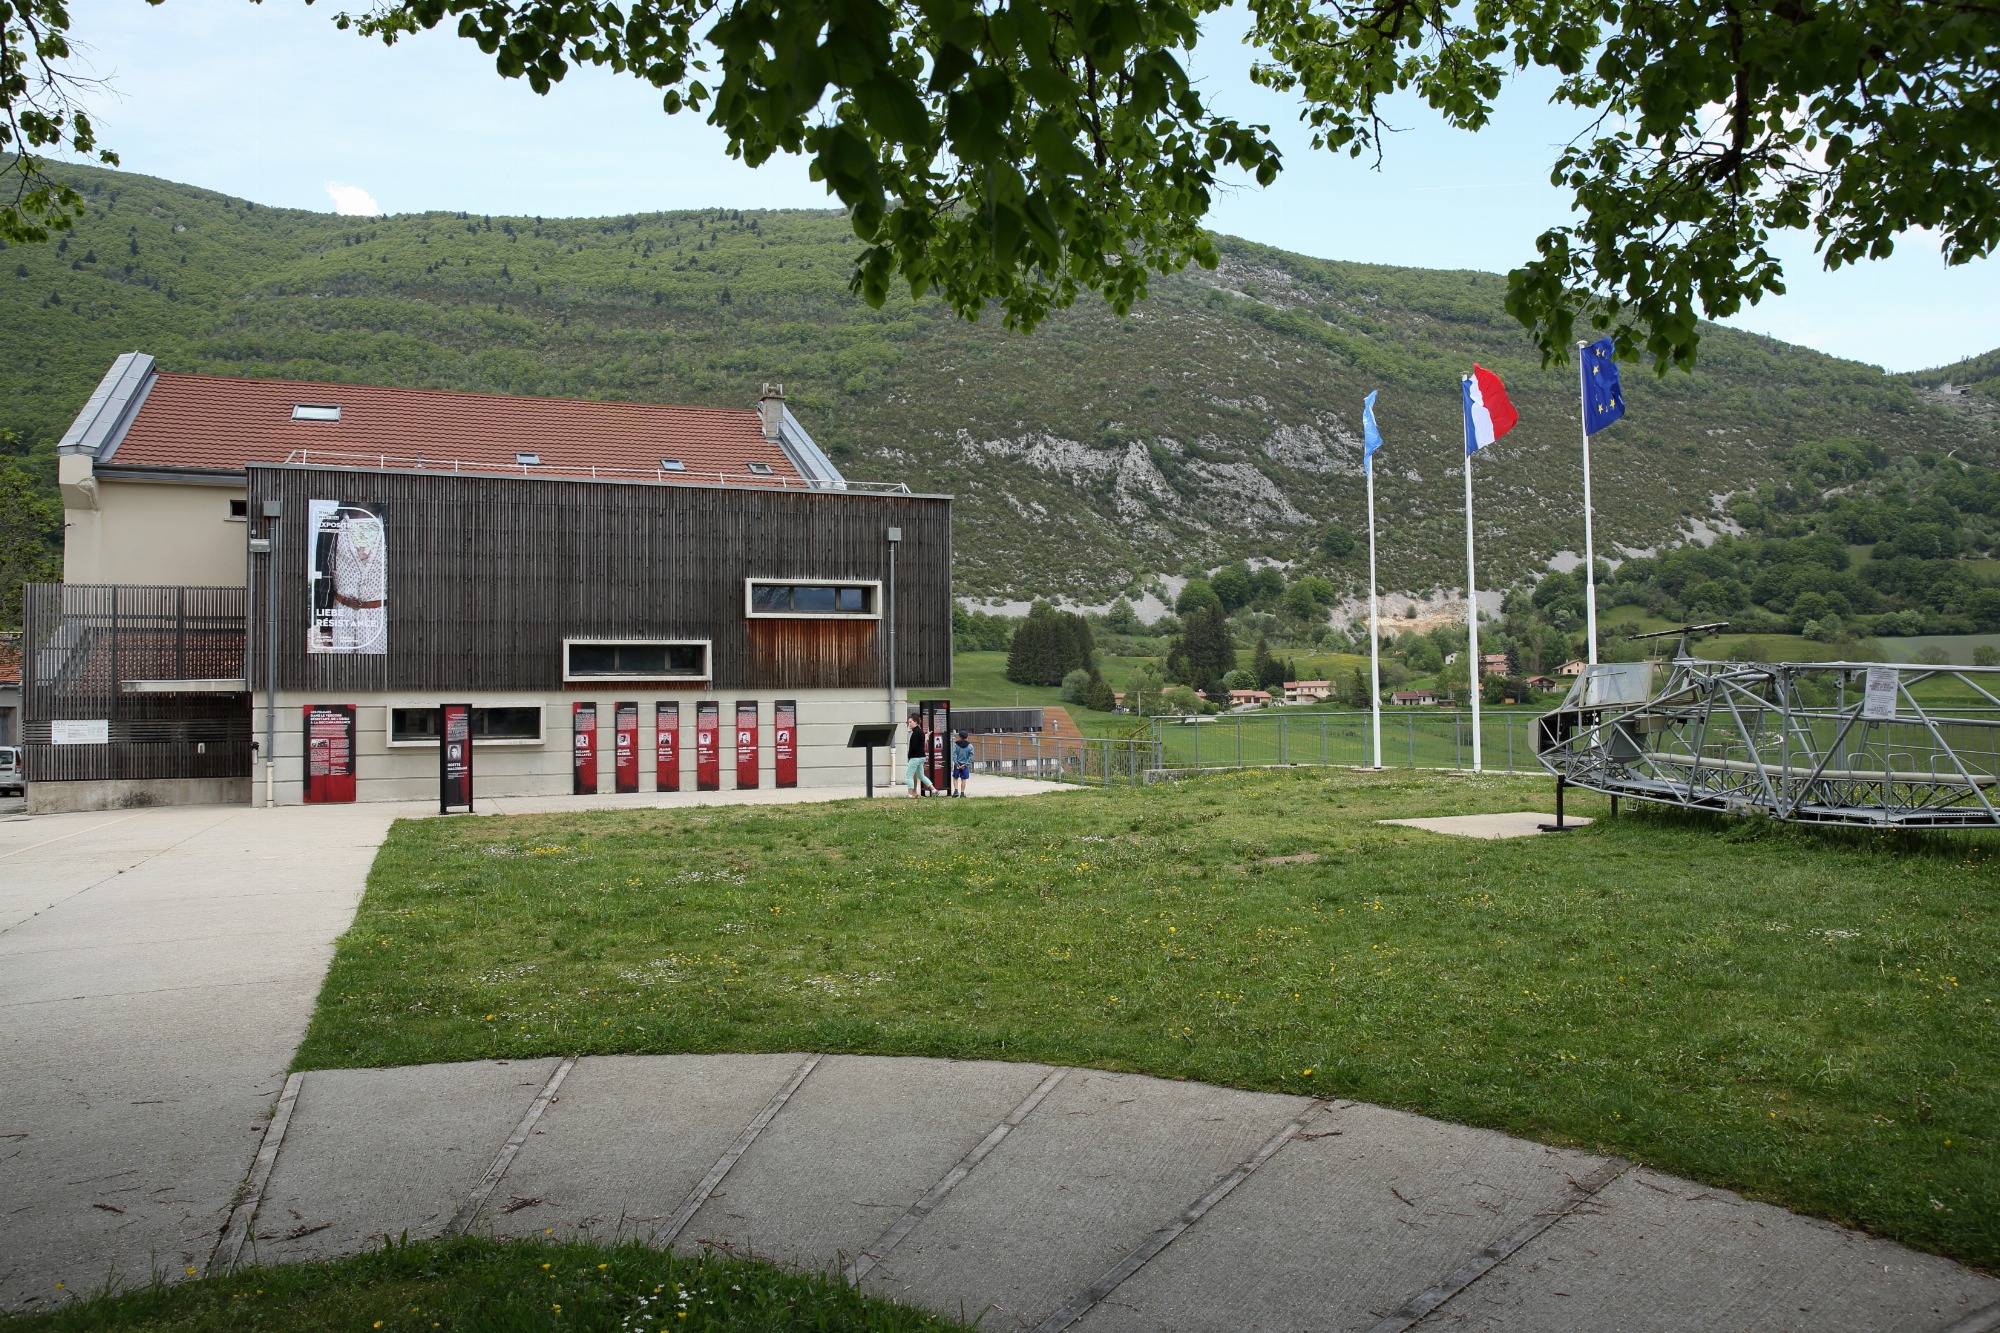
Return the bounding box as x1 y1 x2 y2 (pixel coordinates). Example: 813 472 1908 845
1462 364 1519 455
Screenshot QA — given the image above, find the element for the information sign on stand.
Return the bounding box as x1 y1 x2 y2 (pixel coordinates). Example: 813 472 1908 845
695 701 720 791
774 700 798 788
573 702 598 795
614 701 639 794
735 701 760 789
656 701 680 792
303 705 357 804
440 703 473 813
921 699 951 795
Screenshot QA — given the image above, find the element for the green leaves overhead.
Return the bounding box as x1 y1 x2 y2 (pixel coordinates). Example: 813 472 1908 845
1250 0 2000 371
340 0 1280 331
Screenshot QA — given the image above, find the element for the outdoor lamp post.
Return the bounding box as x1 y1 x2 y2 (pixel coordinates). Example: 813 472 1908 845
886 525 901 790
254 501 280 807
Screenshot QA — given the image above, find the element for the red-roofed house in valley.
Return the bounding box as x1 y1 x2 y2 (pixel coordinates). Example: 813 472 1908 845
27 354 949 811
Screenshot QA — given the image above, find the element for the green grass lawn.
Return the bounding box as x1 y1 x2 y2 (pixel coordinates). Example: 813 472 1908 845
294 772 2000 1271
4 1236 961 1332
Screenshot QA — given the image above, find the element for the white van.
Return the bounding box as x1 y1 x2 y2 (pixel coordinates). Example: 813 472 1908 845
0 746 22 797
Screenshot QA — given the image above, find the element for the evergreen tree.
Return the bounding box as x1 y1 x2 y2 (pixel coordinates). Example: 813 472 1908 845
1168 604 1236 695
1346 666 1371 708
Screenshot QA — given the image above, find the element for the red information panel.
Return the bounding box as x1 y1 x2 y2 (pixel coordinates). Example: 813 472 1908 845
655 701 680 792
573 702 598 795
922 699 951 795
302 705 356 804
614 701 639 794
695 701 720 791
735 701 760 789
773 700 798 789
440 702 473 812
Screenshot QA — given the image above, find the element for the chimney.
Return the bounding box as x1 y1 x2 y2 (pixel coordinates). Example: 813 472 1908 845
758 383 786 440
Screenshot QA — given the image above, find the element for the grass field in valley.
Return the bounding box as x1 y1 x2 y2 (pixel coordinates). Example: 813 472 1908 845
294 771 2000 1270
3 1237 962 1332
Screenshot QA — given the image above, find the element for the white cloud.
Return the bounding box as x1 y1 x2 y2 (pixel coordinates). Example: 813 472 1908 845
324 181 381 216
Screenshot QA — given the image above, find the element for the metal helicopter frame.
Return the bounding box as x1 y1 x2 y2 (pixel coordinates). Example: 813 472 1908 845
1534 625 2000 828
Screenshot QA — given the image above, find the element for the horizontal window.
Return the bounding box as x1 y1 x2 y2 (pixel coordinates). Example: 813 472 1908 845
563 638 711 682
388 705 545 747
745 579 880 619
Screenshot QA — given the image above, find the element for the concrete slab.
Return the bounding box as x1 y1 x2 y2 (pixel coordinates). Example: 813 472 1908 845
681 1055 1057 1270
477 1053 813 1243
1071 1101 1612 1333
1420 1166 2000 1332
862 1068 1312 1330
1379 812 1592 840
0 802 397 1310
254 1059 560 1263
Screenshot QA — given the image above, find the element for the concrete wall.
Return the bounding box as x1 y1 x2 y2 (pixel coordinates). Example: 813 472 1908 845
63 478 248 588
249 688 912 806
28 776 252 813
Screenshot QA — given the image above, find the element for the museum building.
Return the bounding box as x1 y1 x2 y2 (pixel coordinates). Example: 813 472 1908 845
25 353 950 810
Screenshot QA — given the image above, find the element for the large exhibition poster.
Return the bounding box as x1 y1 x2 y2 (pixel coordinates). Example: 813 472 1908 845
440 703 473 812
307 499 388 655
735 701 760 789
302 704 356 803
573 702 598 795
656 701 680 792
774 700 798 788
695 701 720 791
922 699 951 795
614 701 639 794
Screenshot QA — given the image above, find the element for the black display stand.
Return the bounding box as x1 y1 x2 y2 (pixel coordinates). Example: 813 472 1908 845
847 723 900 798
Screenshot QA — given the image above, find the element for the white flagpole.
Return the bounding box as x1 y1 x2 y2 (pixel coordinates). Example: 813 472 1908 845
1579 342 1599 666
1367 456 1382 768
1462 375 1483 773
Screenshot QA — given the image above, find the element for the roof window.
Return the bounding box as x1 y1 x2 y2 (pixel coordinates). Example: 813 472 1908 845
660 458 686 472
746 461 774 475
292 404 341 422
515 452 541 465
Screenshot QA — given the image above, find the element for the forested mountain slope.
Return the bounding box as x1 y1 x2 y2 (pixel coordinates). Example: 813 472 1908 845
6 163 1995 600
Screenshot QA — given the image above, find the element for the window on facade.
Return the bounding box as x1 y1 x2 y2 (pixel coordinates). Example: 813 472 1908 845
389 705 545 745
745 581 878 618
228 498 247 520
563 639 710 681
292 403 341 421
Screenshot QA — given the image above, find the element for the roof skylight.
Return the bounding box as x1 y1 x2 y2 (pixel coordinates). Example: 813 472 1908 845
660 458 686 472
292 404 341 422
516 452 541 465
746 461 774 475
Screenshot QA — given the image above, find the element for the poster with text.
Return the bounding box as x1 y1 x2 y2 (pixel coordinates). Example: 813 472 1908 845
307 499 388 655
440 703 473 812
614 701 639 794
302 704 357 803
922 699 951 794
735 701 760 789
656 701 680 792
774 700 798 788
695 701 720 791
573 702 598 795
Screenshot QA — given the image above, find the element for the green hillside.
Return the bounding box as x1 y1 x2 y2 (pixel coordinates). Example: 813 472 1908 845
5 162 1997 601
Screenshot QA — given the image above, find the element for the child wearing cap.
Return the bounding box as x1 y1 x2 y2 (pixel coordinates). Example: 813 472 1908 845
951 731 974 797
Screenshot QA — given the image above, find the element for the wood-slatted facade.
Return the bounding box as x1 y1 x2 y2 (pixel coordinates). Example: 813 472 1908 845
244 464 952 693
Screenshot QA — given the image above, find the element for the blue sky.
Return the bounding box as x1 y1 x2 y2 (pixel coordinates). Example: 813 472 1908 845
59 0 2000 373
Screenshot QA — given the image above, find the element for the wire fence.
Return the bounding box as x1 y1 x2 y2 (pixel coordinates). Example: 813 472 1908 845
962 710 1553 787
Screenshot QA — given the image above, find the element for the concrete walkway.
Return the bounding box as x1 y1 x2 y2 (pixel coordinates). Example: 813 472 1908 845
3 792 1997 1331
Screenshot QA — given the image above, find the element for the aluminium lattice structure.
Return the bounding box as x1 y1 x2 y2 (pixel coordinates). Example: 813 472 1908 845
1534 651 2000 828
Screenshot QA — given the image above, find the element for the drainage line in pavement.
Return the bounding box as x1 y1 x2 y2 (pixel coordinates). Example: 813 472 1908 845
847 1067 1068 1285
450 1055 579 1236
1939 1301 2000 1333
1361 1155 1632 1333
1030 1097 1339 1333
658 1053 821 1248
210 1071 305 1273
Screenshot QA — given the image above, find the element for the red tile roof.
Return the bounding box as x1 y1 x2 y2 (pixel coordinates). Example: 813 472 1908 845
103 372 801 484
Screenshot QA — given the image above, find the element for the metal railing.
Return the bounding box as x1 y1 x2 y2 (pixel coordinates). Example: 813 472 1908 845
966 732 1165 786
278 448 913 493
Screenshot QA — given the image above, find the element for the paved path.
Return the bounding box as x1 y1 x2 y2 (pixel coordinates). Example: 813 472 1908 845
3 792 1996 1331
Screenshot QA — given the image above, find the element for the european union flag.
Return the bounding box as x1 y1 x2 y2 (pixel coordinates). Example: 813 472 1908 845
1362 390 1383 473
1583 337 1625 435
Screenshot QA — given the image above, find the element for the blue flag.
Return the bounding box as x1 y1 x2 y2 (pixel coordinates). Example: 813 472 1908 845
1583 337 1625 435
1362 391 1383 473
